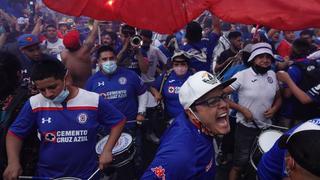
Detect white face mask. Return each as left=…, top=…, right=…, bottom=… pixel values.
left=52, top=85, right=69, bottom=104
left=173, top=66, right=188, bottom=76
left=188, top=108, right=201, bottom=122
left=101, top=60, right=117, bottom=74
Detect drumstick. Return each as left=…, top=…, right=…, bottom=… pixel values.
left=259, top=121, right=289, bottom=130
left=19, top=176, right=53, bottom=179
left=88, top=168, right=100, bottom=180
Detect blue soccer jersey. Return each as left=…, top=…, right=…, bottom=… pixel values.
left=85, top=67, right=147, bottom=127
left=141, top=113, right=215, bottom=180
left=180, top=36, right=217, bottom=72
left=307, top=83, right=320, bottom=105
left=152, top=71, right=192, bottom=119
left=257, top=125, right=300, bottom=180
left=9, top=89, right=125, bottom=179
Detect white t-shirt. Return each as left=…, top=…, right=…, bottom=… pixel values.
left=230, top=67, right=279, bottom=128
left=141, top=45, right=168, bottom=83
left=41, top=38, right=65, bottom=56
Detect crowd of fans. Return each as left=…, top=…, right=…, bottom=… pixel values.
left=1, top=1, right=320, bottom=180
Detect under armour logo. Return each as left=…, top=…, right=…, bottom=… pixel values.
left=314, top=84, right=320, bottom=91
left=42, top=117, right=52, bottom=124
left=98, top=81, right=105, bottom=87
left=21, top=69, right=28, bottom=74
left=23, top=77, right=31, bottom=83
left=251, top=79, right=257, bottom=83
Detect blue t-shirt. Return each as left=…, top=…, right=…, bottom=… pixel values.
left=280, top=59, right=313, bottom=119
left=141, top=113, right=215, bottom=180
left=257, top=125, right=300, bottom=180
left=307, top=83, right=320, bottom=105
left=206, top=32, right=220, bottom=54
left=117, top=48, right=148, bottom=76
left=85, top=67, right=147, bottom=127
left=9, top=89, right=125, bottom=179
left=152, top=71, right=192, bottom=119
left=158, top=44, right=173, bottom=60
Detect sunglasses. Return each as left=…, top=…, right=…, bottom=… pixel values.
left=193, top=94, right=229, bottom=107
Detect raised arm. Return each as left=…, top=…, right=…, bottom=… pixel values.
left=81, top=20, right=99, bottom=54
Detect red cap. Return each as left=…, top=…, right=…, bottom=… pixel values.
left=63, top=30, right=80, bottom=49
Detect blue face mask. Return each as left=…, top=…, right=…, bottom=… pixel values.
left=52, top=88, right=69, bottom=104
left=102, top=60, right=117, bottom=74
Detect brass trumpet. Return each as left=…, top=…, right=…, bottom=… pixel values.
left=130, top=35, right=143, bottom=47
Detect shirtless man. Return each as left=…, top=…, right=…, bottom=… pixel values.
left=61, top=20, right=99, bottom=87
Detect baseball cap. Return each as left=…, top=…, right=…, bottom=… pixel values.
left=248, top=42, right=273, bottom=62
left=63, top=30, right=80, bottom=50
left=17, top=34, right=40, bottom=49
left=179, top=71, right=236, bottom=109
left=278, top=119, right=320, bottom=177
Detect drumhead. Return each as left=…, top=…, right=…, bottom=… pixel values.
left=96, top=132, right=133, bottom=155
left=258, top=130, right=283, bottom=153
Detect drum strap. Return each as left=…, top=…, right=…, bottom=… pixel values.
left=159, top=69, right=172, bottom=95
left=157, top=69, right=172, bottom=109
left=252, top=120, right=261, bottom=131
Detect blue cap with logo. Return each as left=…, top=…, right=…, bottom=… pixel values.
left=17, top=34, right=40, bottom=49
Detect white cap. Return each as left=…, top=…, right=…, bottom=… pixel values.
left=171, top=50, right=189, bottom=62
left=248, top=42, right=274, bottom=62
left=179, top=71, right=236, bottom=109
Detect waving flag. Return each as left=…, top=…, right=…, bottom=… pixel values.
left=43, top=0, right=320, bottom=34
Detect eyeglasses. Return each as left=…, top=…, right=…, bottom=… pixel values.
left=193, top=94, right=229, bottom=107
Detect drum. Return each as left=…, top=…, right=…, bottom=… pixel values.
left=19, top=168, right=99, bottom=180
left=250, top=129, right=283, bottom=170
left=96, top=133, right=136, bottom=168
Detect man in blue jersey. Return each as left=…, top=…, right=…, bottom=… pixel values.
left=14, top=34, right=57, bottom=91
left=141, top=71, right=236, bottom=179
left=258, top=119, right=320, bottom=180
left=3, top=59, right=126, bottom=180
left=116, top=25, right=149, bottom=76
left=279, top=39, right=320, bottom=126
left=86, top=45, right=148, bottom=131
left=150, top=51, right=193, bottom=119
left=180, top=21, right=218, bottom=72
left=85, top=45, right=148, bottom=178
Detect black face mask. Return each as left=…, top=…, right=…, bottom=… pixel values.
left=252, top=65, right=271, bottom=74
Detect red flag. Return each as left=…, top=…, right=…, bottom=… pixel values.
left=209, top=0, right=320, bottom=31
left=43, top=0, right=320, bottom=34
left=43, top=0, right=207, bottom=34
